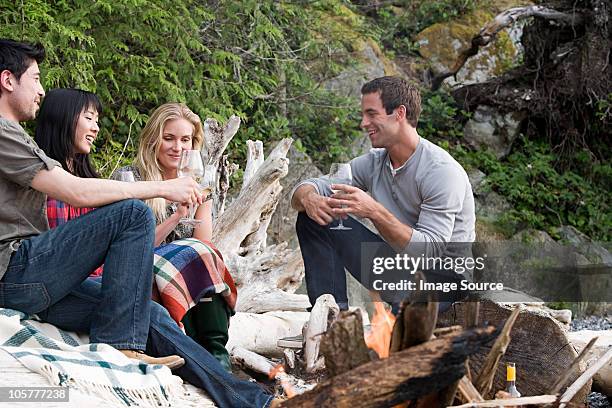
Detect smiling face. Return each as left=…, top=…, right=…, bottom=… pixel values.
left=73, top=106, right=99, bottom=154
left=3, top=61, right=45, bottom=122
left=360, top=91, right=401, bottom=149
left=157, top=118, right=195, bottom=177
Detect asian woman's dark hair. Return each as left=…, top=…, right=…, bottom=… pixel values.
left=34, top=88, right=102, bottom=178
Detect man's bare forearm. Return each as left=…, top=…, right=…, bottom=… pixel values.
left=291, top=184, right=317, bottom=211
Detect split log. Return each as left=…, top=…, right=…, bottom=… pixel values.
left=320, top=310, right=372, bottom=377
left=457, top=375, right=484, bottom=403
left=430, top=5, right=585, bottom=90
left=304, top=294, right=340, bottom=373
left=474, top=306, right=521, bottom=397
left=438, top=299, right=591, bottom=402
left=280, top=326, right=498, bottom=408
left=549, top=336, right=598, bottom=395
left=389, top=299, right=438, bottom=352
left=450, top=394, right=558, bottom=407
left=559, top=347, right=612, bottom=408
left=227, top=311, right=310, bottom=358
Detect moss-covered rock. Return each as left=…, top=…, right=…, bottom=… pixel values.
left=415, top=5, right=527, bottom=87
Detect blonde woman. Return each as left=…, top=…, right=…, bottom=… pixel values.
left=115, top=103, right=236, bottom=371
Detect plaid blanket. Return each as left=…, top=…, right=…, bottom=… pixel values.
left=46, top=198, right=238, bottom=325
left=153, top=238, right=237, bottom=325
left=0, top=308, right=183, bottom=407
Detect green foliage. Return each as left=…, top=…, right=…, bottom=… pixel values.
left=1, top=0, right=365, bottom=177
left=419, top=89, right=470, bottom=140
left=367, top=0, right=483, bottom=54
left=451, top=138, right=611, bottom=241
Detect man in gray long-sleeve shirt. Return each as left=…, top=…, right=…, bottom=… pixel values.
left=291, top=76, right=475, bottom=310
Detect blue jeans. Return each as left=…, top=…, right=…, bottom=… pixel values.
left=0, top=200, right=272, bottom=408
left=295, top=212, right=460, bottom=313
left=1, top=199, right=154, bottom=349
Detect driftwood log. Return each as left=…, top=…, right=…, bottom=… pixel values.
left=198, top=118, right=310, bottom=318
left=438, top=300, right=591, bottom=402
left=279, top=325, right=498, bottom=408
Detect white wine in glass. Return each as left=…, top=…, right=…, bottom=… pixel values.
left=177, top=149, right=204, bottom=225
left=199, top=164, right=216, bottom=201
left=329, top=163, right=352, bottom=231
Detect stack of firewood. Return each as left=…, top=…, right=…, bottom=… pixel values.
left=271, top=278, right=612, bottom=407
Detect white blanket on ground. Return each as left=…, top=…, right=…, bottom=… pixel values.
left=0, top=308, right=184, bottom=407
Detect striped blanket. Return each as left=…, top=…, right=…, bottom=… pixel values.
left=46, top=198, right=237, bottom=326
left=153, top=238, right=237, bottom=326
left=0, top=308, right=183, bottom=407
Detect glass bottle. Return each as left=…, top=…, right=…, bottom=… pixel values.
left=506, top=362, right=521, bottom=397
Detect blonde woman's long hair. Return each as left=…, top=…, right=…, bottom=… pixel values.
left=135, top=102, right=204, bottom=222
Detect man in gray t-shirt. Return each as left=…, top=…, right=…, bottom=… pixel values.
left=291, top=76, right=475, bottom=310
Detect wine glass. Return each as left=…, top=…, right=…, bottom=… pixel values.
left=116, top=170, right=136, bottom=183
left=177, top=149, right=204, bottom=225
left=329, top=163, right=352, bottom=231
left=200, top=164, right=217, bottom=201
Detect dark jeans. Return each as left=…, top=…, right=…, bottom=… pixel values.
left=296, top=212, right=462, bottom=312
left=0, top=200, right=272, bottom=408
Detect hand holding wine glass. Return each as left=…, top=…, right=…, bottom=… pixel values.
left=328, top=163, right=352, bottom=231
left=177, top=150, right=204, bottom=225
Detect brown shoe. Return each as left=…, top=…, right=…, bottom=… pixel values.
left=119, top=349, right=185, bottom=370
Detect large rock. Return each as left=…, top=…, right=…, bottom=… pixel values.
left=556, top=225, right=612, bottom=306
left=325, top=41, right=387, bottom=100
left=324, top=40, right=407, bottom=157
left=556, top=225, right=612, bottom=266
left=462, top=105, right=526, bottom=158
left=415, top=5, right=526, bottom=88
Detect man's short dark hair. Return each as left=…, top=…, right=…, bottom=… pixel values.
left=361, top=76, right=421, bottom=128
left=0, top=39, right=46, bottom=95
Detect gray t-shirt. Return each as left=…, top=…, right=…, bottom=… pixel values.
left=0, top=117, right=61, bottom=279
left=292, top=137, right=475, bottom=258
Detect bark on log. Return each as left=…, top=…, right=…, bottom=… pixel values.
left=320, top=310, right=372, bottom=377
left=390, top=300, right=438, bottom=352
left=280, top=326, right=498, bottom=408
left=438, top=300, right=590, bottom=402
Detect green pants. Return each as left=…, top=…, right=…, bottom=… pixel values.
left=181, top=294, right=232, bottom=371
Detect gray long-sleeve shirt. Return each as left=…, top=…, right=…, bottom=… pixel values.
left=292, top=137, right=475, bottom=259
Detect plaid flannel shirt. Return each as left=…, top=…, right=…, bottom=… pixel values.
left=46, top=198, right=104, bottom=276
